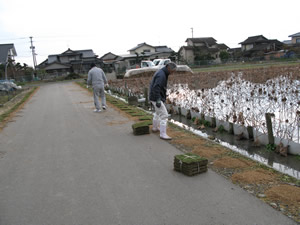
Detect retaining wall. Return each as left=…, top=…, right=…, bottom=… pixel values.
left=165, top=104, right=300, bottom=156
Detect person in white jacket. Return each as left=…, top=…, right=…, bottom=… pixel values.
left=87, top=63, right=108, bottom=112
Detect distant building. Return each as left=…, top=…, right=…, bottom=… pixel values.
left=284, top=32, right=300, bottom=45
left=37, top=48, right=99, bottom=75
left=239, top=35, right=283, bottom=57
left=178, top=37, right=229, bottom=64
left=99, top=52, right=123, bottom=76
left=103, top=43, right=174, bottom=71
left=127, top=42, right=174, bottom=61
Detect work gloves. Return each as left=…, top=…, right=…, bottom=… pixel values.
left=156, top=100, right=161, bottom=108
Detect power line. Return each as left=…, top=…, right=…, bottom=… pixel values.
left=0, top=37, right=28, bottom=41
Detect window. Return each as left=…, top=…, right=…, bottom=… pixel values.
left=164, top=59, right=171, bottom=65
left=296, top=38, right=300, bottom=43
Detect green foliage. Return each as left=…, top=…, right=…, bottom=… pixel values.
left=175, top=153, right=207, bottom=163
left=220, top=51, right=230, bottom=60
left=16, top=82, right=26, bottom=86
left=191, top=117, right=196, bottom=122
left=65, top=73, right=81, bottom=80
left=0, top=87, right=37, bottom=123
left=129, top=113, right=145, bottom=117
left=280, top=174, right=300, bottom=186
left=139, top=116, right=153, bottom=121
left=203, top=120, right=211, bottom=127
left=132, top=121, right=151, bottom=129
left=218, top=125, right=225, bottom=133
left=266, top=143, right=277, bottom=152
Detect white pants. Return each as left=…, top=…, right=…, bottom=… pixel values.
left=93, top=85, right=106, bottom=110
left=151, top=101, right=168, bottom=124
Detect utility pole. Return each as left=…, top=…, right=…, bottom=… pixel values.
left=29, top=36, right=37, bottom=69
left=5, top=62, right=8, bottom=80
left=191, top=27, right=194, bottom=38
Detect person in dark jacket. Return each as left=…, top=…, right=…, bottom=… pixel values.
left=149, top=62, right=177, bottom=140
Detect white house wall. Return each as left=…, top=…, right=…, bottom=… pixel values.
left=180, top=48, right=194, bottom=64
left=131, top=46, right=156, bottom=55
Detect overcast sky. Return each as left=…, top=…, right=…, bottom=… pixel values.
left=0, top=0, right=299, bottom=67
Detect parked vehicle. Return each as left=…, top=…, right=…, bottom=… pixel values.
left=153, top=59, right=171, bottom=67
left=141, top=61, right=155, bottom=68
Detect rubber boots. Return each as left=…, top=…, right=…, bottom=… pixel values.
left=160, top=121, right=172, bottom=140
left=152, top=119, right=160, bottom=132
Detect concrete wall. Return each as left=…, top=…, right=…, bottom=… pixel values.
left=105, top=71, right=116, bottom=80
left=242, top=44, right=254, bottom=51
left=187, top=40, right=205, bottom=47
left=165, top=104, right=300, bottom=155
left=291, top=37, right=300, bottom=44
left=180, top=48, right=194, bottom=64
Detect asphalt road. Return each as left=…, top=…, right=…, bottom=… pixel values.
left=0, top=82, right=297, bottom=225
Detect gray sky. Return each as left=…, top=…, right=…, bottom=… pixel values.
left=0, top=0, right=299, bottom=67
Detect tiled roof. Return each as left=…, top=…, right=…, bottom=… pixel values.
left=50, top=48, right=96, bottom=58
left=128, top=43, right=154, bottom=51
left=155, top=46, right=174, bottom=53
left=185, top=37, right=217, bottom=46
left=99, top=52, right=120, bottom=60
left=217, top=44, right=229, bottom=50
left=288, top=32, right=300, bottom=37
left=239, top=35, right=268, bottom=44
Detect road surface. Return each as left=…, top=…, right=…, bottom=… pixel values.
left=0, top=82, right=297, bottom=225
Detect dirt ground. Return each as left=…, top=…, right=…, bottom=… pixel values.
left=231, top=168, right=277, bottom=184
left=213, top=157, right=255, bottom=169
left=265, top=184, right=300, bottom=213
left=109, top=64, right=300, bottom=94
left=166, top=123, right=300, bottom=223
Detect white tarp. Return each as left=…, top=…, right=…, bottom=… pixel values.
left=0, top=81, right=22, bottom=91
left=124, top=65, right=193, bottom=78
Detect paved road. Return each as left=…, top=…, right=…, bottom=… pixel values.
left=0, top=82, right=297, bottom=225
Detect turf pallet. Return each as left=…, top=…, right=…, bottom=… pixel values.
left=132, top=121, right=150, bottom=135
left=130, top=113, right=146, bottom=117
left=139, top=116, right=153, bottom=121
left=174, top=153, right=208, bottom=176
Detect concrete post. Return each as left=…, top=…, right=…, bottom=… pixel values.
left=265, top=113, right=275, bottom=145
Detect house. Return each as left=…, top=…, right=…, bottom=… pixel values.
left=227, top=47, right=242, bottom=59
left=97, top=52, right=124, bottom=80
left=127, top=42, right=174, bottom=60
left=110, top=43, right=174, bottom=71
left=283, top=32, right=300, bottom=45
left=99, top=52, right=123, bottom=75
left=289, top=32, right=300, bottom=45
left=0, top=43, right=17, bottom=65
left=282, top=32, right=300, bottom=57
left=37, top=48, right=99, bottom=75
left=178, top=37, right=229, bottom=64
left=239, top=35, right=283, bottom=57
left=128, top=43, right=156, bottom=55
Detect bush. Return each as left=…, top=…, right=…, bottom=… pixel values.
left=65, top=73, right=81, bottom=80
left=218, top=125, right=225, bottom=133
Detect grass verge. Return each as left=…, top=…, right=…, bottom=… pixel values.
left=0, top=87, right=38, bottom=124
